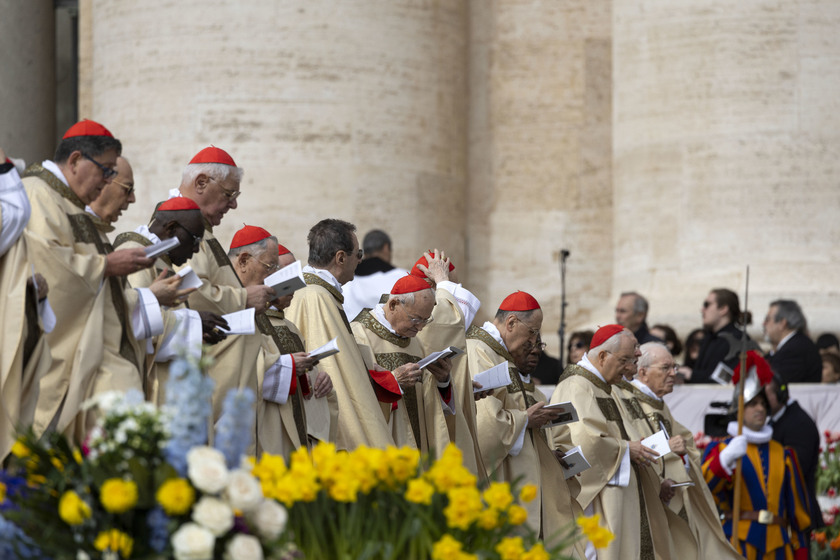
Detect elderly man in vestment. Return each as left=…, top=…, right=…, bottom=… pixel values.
left=265, top=244, right=338, bottom=451
left=634, top=342, right=742, bottom=559
left=550, top=325, right=659, bottom=560
left=351, top=275, right=455, bottom=455
left=285, top=218, right=396, bottom=450
left=22, top=120, right=164, bottom=442
left=701, top=353, right=811, bottom=559
left=86, top=155, right=135, bottom=237
left=114, top=197, right=228, bottom=404
left=411, top=251, right=488, bottom=480
left=467, top=291, right=582, bottom=550
left=0, top=148, right=52, bottom=459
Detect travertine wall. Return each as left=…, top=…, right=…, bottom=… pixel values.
left=613, top=0, right=840, bottom=341
left=80, top=0, right=468, bottom=275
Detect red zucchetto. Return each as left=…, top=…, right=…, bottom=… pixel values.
left=157, top=198, right=201, bottom=212
left=499, top=291, right=540, bottom=312
left=409, top=252, right=455, bottom=279
left=230, top=225, right=271, bottom=250
left=391, top=275, right=432, bottom=295
left=590, top=324, right=626, bottom=350
left=278, top=244, right=291, bottom=256
left=189, top=146, right=237, bottom=167
left=62, top=119, right=113, bottom=139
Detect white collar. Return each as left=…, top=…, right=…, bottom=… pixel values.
left=303, top=265, right=343, bottom=294
left=85, top=205, right=101, bottom=219
left=42, top=160, right=69, bottom=186
left=770, top=399, right=794, bottom=423
left=775, top=331, right=796, bottom=352
left=631, top=379, right=661, bottom=400
left=167, top=187, right=182, bottom=200
left=372, top=304, right=398, bottom=336
left=133, top=224, right=161, bottom=244
left=578, top=353, right=607, bottom=384
left=481, top=321, right=508, bottom=351
left=727, top=421, right=773, bottom=444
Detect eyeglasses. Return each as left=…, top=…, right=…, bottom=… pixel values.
left=177, top=224, right=202, bottom=249
left=571, top=341, right=587, bottom=349
left=399, top=303, right=433, bottom=326
left=82, top=153, right=118, bottom=180
left=111, top=178, right=135, bottom=196
left=535, top=342, right=547, bottom=351
left=208, top=176, right=241, bottom=201
left=516, top=318, right=540, bottom=340
left=253, top=256, right=281, bottom=274
left=605, top=351, right=635, bottom=366
left=702, top=300, right=715, bottom=309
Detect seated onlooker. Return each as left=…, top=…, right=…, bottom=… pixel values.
left=682, top=328, right=705, bottom=370
left=817, top=333, right=840, bottom=356
left=763, top=299, right=821, bottom=384
left=650, top=324, right=683, bottom=357
left=566, top=329, right=593, bottom=366
left=822, top=353, right=840, bottom=384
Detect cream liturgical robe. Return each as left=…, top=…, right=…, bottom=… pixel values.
left=468, top=325, right=582, bottom=554
left=22, top=165, right=149, bottom=443
left=415, top=284, right=486, bottom=480
left=551, top=364, right=647, bottom=560
left=630, top=381, right=742, bottom=560
left=351, top=308, right=453, bottom=457
left=285, top=271, right=394, bottom=450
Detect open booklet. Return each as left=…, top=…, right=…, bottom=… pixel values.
left=309, top=337, right=340, bottom=362
left=472, top=362, right=511, bottom=393
left=641, top=429, right=671, bottom=459
left=560, top=446, right=591, bottom=479
left=417, top=346, right=465, bottom=369
left=143, top=236, right=180, bottom=259
left=264, top=260, right=306, bottom=298
left=541, top=401, right=579, bottom=428
left=220, top=308, right=255, bottom=335
left=176, top=265, right=203, bottom=290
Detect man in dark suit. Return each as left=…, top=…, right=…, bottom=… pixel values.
left=763, top=299, right=821, bottom=383
left=765, top=373, right=823, bottom=536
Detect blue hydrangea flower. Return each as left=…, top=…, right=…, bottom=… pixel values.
left=163, top=356, right=215, bottom=475
left=214, top=388, right=256, bottom=469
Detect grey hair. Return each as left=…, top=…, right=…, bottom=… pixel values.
left=181, top=162, right=244, bottom=186
left=227, top=236, right=277, bottom=260
left=587, top=329, right=633, bottom=361
left=770, top=299, right=807, bottom=332
left=621, top=291, right=648, bottom=315
left=387, top=287, right=434, bottom=307
left=638, top=342, right=670, bottom=370
left=493, top=309, right=537, bottom=323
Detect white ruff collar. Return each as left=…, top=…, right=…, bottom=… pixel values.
left=727, top=421, right=773, bottom=444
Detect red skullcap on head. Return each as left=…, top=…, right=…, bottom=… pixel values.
left=409, top=253, right=455, bottom=279
left=157, top=198, right=201, bottom=212
left=277, top=244, right=291, bottom=256
left=230, top=225, right=271, bottom=250
left=499, top=291, right=540, bottom=312
left=189, top=146, right=237, bottom=167
left=62, top=119, right=113, bottom=139
left=590, top=324, right=626, bottom=350
left=391, top=275, right=431, bottom=295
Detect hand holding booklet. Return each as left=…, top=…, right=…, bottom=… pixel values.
left=143, top=236, right=180, bottom=259
left=219, top=308, right=256, bottom=335
left=560, top=446, right=591, bottom=479
left=541, top=401, right=579, bottom=428
left=264, top=260, right=306, bottom=298
left=641, top=430, right=671, bottom=459
left=472, top=362, right=511, bottom=393
left=309, top=338, right=340, bottom=362
left=417, top=346, right=465, bottom=369
left=176, top=266, right=203, bottom=290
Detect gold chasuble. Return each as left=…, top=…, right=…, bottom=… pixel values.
left=632, top=383, right=742, bottom=560
left=0, top=233, right=51, bottom=459
left=176, top=227, right=247, bottom=316
left=550, top=365, right=647, bottom=560
left=467, top=327, right=582, bottom=554
left=415, top=288, right=486, bottom=480
left=351, top=309, right=451, bottom=458
left=22, top=165, right=144, bottom=442
left=285, top=274, right=394, bottom=450
left=612, top=380, right=683, bottom=560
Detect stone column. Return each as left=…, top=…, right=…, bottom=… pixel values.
left=81, top=0, right=468, bottom=273
left=0, top=0, right=55, bottom=164
left=613, top=0, right=840, bottom=336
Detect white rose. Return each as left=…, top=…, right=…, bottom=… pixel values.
left=171, top=522, right=215, bottom=560
left=225, top=469, right=263, bottom=513
left=224, top=534, right=264, bottom=560
left=251, top=499, right=288, bottom=540
left=187, top=446, right=229, bottom=494
left=192, top=496, right=235, bottom=536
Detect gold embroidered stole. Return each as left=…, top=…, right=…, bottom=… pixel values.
left=304, top=272, right=352, bottom=333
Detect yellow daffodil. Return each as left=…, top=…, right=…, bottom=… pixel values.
left=58, top=490, right=91, bottom=525
left=477, top=507, right=500, bottom=530
left=482, top=482, right=514, bottom=510
left=405, top=478, right=435, bottom=505
left=522, top=542, right=549, bottom=560
left=495, top=536, right=525, bottom=560
left=444, top=486, right=483, bottom=530
left=100, top=478, right=138, bottom=514
left=589, top=526, right=615, bottom=549
left=507, top=504, right=528, bottom=526
left=432, top=534, right=465, bottom=560
left=94, top=528, right=134, bottom=558
left=519, top=483, right=537, bottom=503
left=576, top=513, right=601, bottom=535
left=10, top=439, right=29, bottom=459
left=156, top=478, right=196, bottom=516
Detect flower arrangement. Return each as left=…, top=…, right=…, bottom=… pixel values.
left=813, top=430, right=840, bottom=558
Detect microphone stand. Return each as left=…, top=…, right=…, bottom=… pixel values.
left=558, top=249, right=570, bottom=375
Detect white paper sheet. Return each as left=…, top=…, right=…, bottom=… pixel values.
left=542, top=401, right=580, bottom=428
left=641, top=429, right=671, bottom=459
left=219, top=308, right=255, bottom=335
left=176, top=266, right=203, bottom=290
left=472, top=362, right=511, bottom=393
left=264, top=260, right=306, bottom=297
left=309, top=337, right=340, bottom=362
left=417, top=346, right=465, bottom=369
left=143, top=236, right=180, bottom=259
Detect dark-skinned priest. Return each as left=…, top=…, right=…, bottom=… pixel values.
left=285, top=219, right=396, bottom=450
left=467, top=291, right=583, bottom=554
left=352, top=274, right=455, bottom=455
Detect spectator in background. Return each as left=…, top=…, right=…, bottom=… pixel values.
left=531, top=334, right=562, bottom=385
left=817, top=333, right=840, bottom=356
left=677, top=328, right=705, bottom=384
left=822, top=353, right=840, bottom=384
left=342, top=229, right=408, bottom=321
left=763, top=299, right=821, bottom=384
left=650, top=324, right=683, bottom=357
left=686, top=289, right=748, bottom=383
left=615, top=291, right=660, bottom=344
left=566, top=329, right=594, bottom=366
